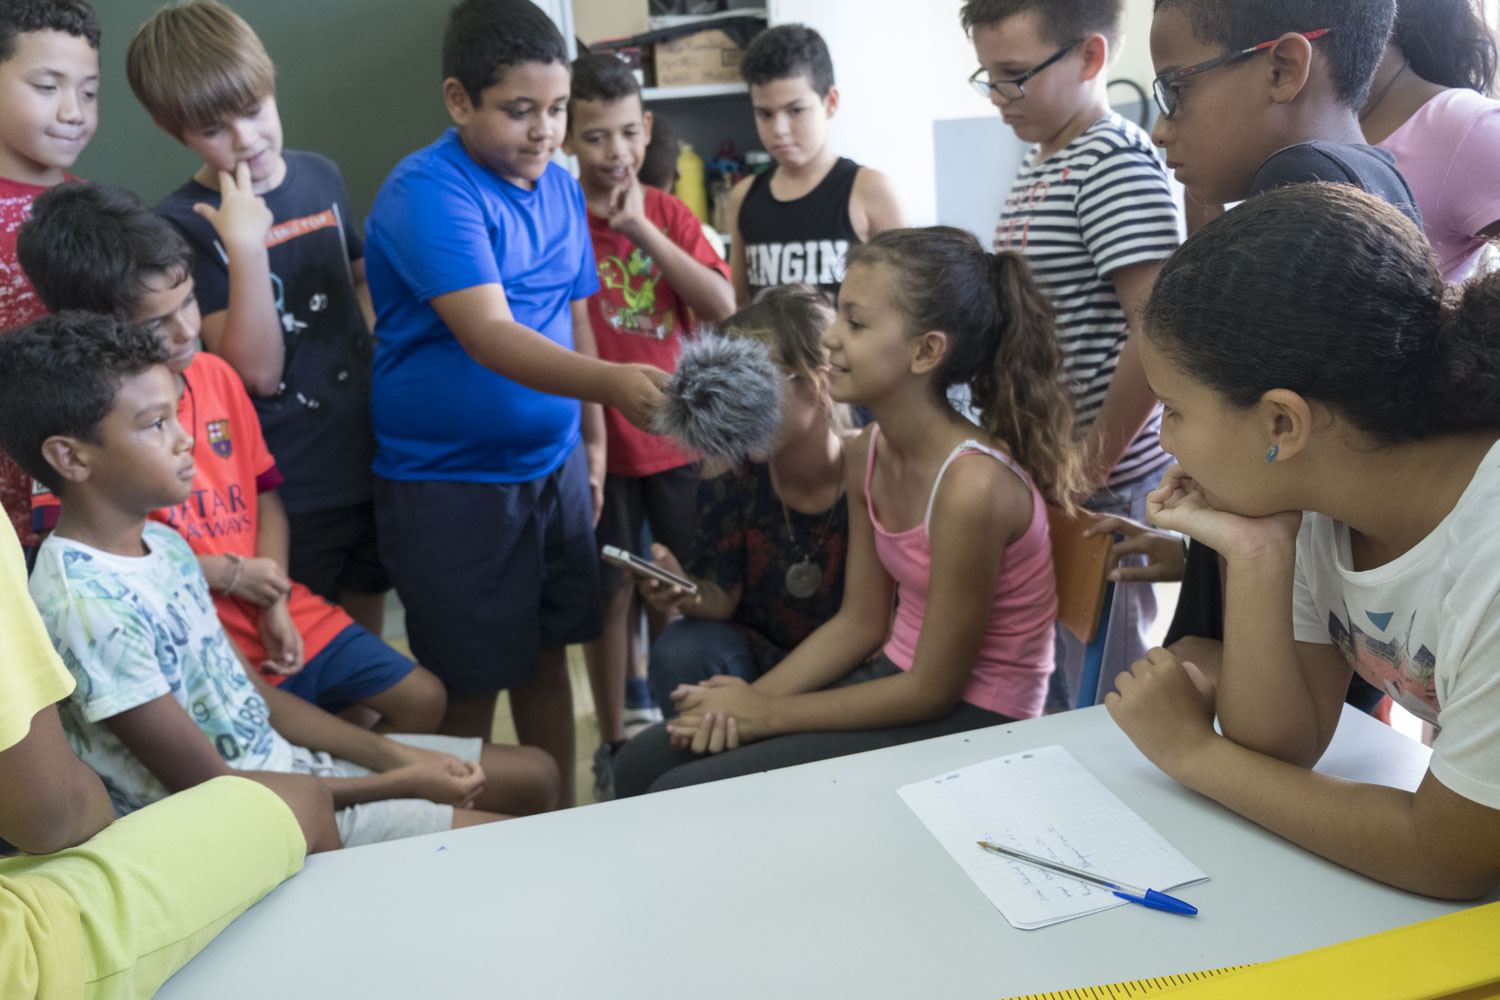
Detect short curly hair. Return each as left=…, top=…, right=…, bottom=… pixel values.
left=0, top=0, right=98, bottom=64
left=19, top=183, right=194, bottom=320
left=444, top=0, right=568, bottom=105
left=0, top=313, right=169, bottom=494
left=741, top=24, right=834, bottom=97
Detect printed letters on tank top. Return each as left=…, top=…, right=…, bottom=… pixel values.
left=745, top=238, right=850, bottom=288
left=739, top=156, right=862, bottom=300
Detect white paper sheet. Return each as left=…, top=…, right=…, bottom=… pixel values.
left=898, top=745, right=1208, bottom=929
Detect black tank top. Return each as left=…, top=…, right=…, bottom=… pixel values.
left=739, top=156, right=861, bottom=302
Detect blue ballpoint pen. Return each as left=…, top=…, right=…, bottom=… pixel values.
left=977, top=840, right=1198, bottom=916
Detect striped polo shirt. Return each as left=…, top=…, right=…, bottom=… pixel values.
left=995, top=113, right=1182, bottom=488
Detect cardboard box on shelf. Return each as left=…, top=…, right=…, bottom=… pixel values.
left=654, top=28, right=744, bottom=87
left=574, top=0, right=649, bottom=45
left=593, top=43, right=654, bottom=87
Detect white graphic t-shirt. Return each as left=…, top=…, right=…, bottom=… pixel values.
left=29, top=523, right=296, bottom=815
left=1292, top=438, right=1500, bottom=810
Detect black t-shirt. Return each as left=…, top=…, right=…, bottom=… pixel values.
left=1250, top=141, right=1423, bottom=227
left=158, top=150, right=375, bottom=514
left=1165, top=140, right=1416, bottom=713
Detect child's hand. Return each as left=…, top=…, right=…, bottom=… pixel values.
left=230, top=556, right=293, bottom=606
left=663, top=703, right=741, bottom=753
left=1146, top=464, right=1301, bottom=563
left=1104, top=646, right=1218, bottom=779
left=606, top=174, right=649, bottom=241
left=396, top=754, right=484, bottom=808
left=1083, top=514, right=1186, bottom=583
left=607, top=363, right=670, bottom=431
left=193, top=160, right=273, bottom=251
left=635, top=543, right=697, bottom=613
left=257, top=599, right=305, bottom=676
left=669, top=710, right=741, bottom=754
left=670, top=675, right=766, bottom=752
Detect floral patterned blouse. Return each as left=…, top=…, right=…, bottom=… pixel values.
left=687, top=461, right=849, bottom=673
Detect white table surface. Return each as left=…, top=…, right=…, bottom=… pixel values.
left=157, top=705, right=1495, bottom=999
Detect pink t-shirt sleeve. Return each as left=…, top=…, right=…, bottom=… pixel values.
left=1381, top=90, right=1500, bottom=281
left=1444, top=103, right=1500, bottom=241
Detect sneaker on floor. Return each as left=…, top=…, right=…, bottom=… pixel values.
left=592, top=742, right=619, bottom=802
left=622, top=705, right=663, bottom=740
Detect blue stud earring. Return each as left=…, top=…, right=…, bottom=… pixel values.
left=1265, top=445, right=1279, bottom=463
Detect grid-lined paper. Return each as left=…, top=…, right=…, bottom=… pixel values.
left=898, top=745, right=1208, bottom=929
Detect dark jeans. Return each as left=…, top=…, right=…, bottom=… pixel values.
left=647, top=619, right=785, bottom=717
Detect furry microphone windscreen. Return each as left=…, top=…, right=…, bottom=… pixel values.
left=652, top=332, right=783, bottom=462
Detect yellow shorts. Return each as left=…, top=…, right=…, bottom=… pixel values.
left=0, top=775, right=305, bottom=999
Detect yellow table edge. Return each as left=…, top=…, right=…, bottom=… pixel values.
left=1001, top=900, right=1500, bottom=1000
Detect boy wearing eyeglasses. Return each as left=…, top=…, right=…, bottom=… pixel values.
left=1145, top=0, right=1421, bottom=700
left=961, top=0, right=1182, bottom=707
left=1149, top=0, right=1416, bottom=218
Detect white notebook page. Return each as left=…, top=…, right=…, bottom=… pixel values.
left=898, top=745, right=1208, bottom=929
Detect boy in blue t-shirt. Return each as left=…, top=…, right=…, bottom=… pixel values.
left=363, top=0, right=668, bottom=805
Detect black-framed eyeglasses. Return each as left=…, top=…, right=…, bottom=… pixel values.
left=968, top=39, right=1083, bottom=101
left=1152, top=28, right=1330, bottom=119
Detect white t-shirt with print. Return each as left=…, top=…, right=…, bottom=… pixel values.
left=28, top=523, right=297, bottom=815
left=1292, top=439, right=1500, bottom=810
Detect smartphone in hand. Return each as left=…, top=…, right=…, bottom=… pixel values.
left=600, top=545, right=700, bottom=594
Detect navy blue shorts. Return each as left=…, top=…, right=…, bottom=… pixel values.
left=373, top=445, right=603, bottom=697
left=278, top=623, right=416, bottom=713
left=287, top=500, right=391, bottom=599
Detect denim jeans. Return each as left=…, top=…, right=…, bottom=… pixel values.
left=646, top=619, right=786, bottom=718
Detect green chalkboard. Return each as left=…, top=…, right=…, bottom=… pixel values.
left=73, top=1, right=453, bottom=220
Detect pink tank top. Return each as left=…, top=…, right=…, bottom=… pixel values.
left=865, top=428, right=1056, bottom=719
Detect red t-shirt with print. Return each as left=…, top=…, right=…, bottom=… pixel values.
left=34, top=352, right=351, bottom=679
left=586, top=186, right=730, bottom=476
left=1, top=174, right=76, bottom=547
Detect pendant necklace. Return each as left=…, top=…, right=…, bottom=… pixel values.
left=771, top=443, right=845, bottom=600
left=1360, top=58, right=1409, bottom=123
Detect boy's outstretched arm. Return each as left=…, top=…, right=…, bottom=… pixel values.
left=432, top=284, right=668, bottom=430
left=194, top=161, right=283, bottom=396
left=607, top=175, right=734, bottom=323
left=0, top=704, right=116, bottom=854
left=571, top=299, right=607, bottom=524
left=1083, top=261, right=1165, bottom=493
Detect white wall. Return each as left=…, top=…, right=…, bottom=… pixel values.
left=770, top=0, right=940, bottom=224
